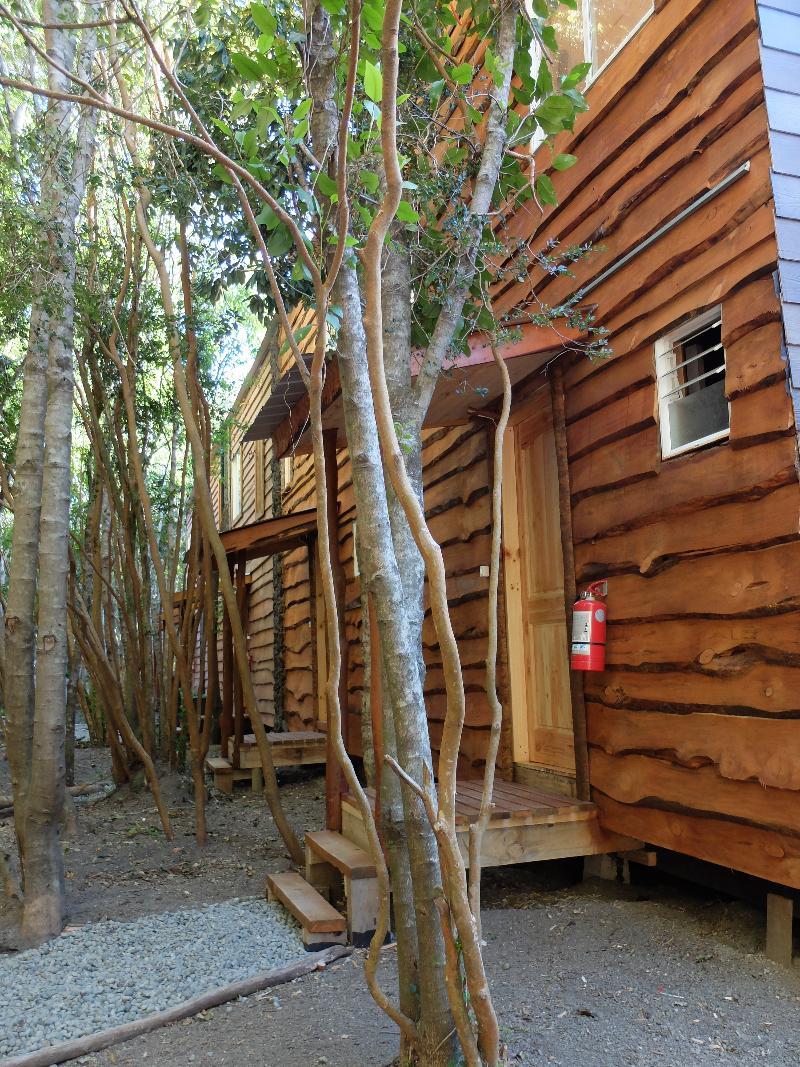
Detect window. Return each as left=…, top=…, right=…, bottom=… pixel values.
left=255, top=439, right=266, bottom=516
left=281, top=455, right=294, bottom=493
left=229, top=447, right=242, bottom=522
left=549, top=0, right=652, bottom=83
left=655, top=309, right=729, bottom=459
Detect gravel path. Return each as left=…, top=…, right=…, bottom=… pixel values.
left=0, top=898, right=305, bottom=1059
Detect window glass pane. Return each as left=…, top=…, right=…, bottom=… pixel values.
left=592, top=0, right=651, bottom=71
left=550, top=4, right=586, bottom=82
left=660, top=320, right=729, bottom=454
left=230, top=451, right=242, bottom=519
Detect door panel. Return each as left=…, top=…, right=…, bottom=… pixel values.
left=512, top=394, right=575, bottom=773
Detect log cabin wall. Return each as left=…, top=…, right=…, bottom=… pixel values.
left=279, top=423, right=514, bottom=780
left=492, top=0, right=800, bottom=887
left=215, top=336, right=280, bottom=727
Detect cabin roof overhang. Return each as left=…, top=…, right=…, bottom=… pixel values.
left=244, top=319, right=587, bottom=457
left=217, top=509, right=317, bottom=563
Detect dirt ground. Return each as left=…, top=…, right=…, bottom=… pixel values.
left=3, top=746, right=800, bottom=1066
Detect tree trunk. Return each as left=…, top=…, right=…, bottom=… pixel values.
left=303, top=7, right=451, bottom=1053
left=4, top=11, right=97, bottom=943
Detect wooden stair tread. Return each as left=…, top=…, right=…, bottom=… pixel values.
left=205, top=756, right=232, bottom=772
left=270, top=730, right=326, bottom=744
left=236, top=731, right=326, bottom=747
left=267, top=871, right=346, bottom=934
left=305, top=830, right=376, bottom=879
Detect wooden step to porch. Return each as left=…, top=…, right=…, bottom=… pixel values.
left=305, top=830, right=379, bottom=948
left=227, top=730, right=327, bottom=769
left=204, top=755, right=263, bottom=795
left=266, top=871, right=347, bottom=950
left=305, top=830, right=376, bottom=879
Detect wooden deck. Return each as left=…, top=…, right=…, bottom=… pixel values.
left=341, top=779, right=640, bottom=868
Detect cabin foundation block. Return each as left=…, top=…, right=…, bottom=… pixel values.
left=583, top=853, right=620, bottom=882
left=766, top=893, right=794, bottom=968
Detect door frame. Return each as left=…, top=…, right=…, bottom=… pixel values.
left=501, top=383, right=577, bottom=784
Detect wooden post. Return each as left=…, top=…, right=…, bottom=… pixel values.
left=233, top=550, right=247, bottom=770
left=206, top=568, right=220, bottom=737
left=368, top=592, right=383, bottom=832
left=550, top=363, right=591, bottom=801
left=220, top=559, right=234, bottom=764
left=308, top=537, right=320, bottom=726
left=323, top=429, right=347, bottom=831
left=766, top=893, right=794, bottom=967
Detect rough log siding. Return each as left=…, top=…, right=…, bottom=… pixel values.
left=278, top=423, right=513, bottom=779
left=216, top=341, right=279, bottom=726
left=497, top=0, right=800, bottom=886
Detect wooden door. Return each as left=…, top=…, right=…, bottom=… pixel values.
left=503, top=390, right=575, bottom=773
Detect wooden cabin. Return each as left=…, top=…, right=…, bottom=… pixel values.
left=212, top=0, right=800, bottom=906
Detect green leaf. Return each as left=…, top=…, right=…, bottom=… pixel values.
left=540, top=25, right=557, bottom=52
left=449, top=62, right=473, bottom=85
left=395, top=200, right=419, bottom=224
left=250, top=3, right=276, bottom=36
left=536, top=55, right=553, bottom=97
left=268, top=224, right=293, bottom=257
left=534, top=94, right=576, bottom=133
left=254, top=204, right=279, bottom=229
left=364, top=60, right=383, bottom=103
left=535, top=173, right=558, bottom=206
left=361, top=0, right=385, bottom=33
left=360, top=169, right=380, bottom=194
left=231, top=99, right=252, bottom=121
left=242, top=129, right=258, bottom=158
left=293, top=98, right=312, bottom=120
left=230, top=52, right=263, bottom=80
left=212, top=163, right=233, bottom=185
left=256, top=32, right=274, bottom=52
left=211, top=117, right=233, bottom=137
left=561, top=61, right=592, bottom=89
left=530, top=0, right=547, bottom=14
left=552, top=152, right=577, bottom=170
left=291, top=258, right=313, bottom=282
left=315, top=171, right=338, bottom=198
left=428, top=78, right=445, bottom=106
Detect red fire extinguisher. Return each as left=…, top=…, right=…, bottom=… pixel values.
left=571, top=580, right=608, bottom=672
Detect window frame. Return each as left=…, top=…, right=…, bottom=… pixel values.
left=584, top=1, right=653, bottom=87
left=229, top=445, right=242, bottom=524
left=281, top=454, right=294, bottom=495
left=527, top=1, right=653, bottom=152
left=654, top=306, right=730, bottom=461
left=254, top=439, right=266, bottom=516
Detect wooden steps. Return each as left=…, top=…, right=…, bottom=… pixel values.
left=204, top=755, right=262, bottom=794
left=305, top=830, right=376, bottom=879
left=266, top=871, right=347, bottom=950
left=305, top=829, right=379, bottom=948
left=208, top=729, right=326, bottom=793
left=227, top=730, right=326, bottom=769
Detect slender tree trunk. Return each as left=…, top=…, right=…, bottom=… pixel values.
left=5, top=13, right=97, bottom=943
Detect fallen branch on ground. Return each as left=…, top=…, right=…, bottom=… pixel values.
left=0, top=944, right=352, bottom=1067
